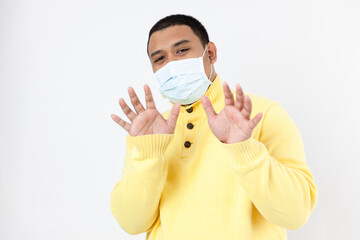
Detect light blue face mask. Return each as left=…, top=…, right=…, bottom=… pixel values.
left=154, top=46, right=213, bottom=105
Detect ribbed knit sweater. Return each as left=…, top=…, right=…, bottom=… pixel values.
left=110, top=74, right=318, bottom=240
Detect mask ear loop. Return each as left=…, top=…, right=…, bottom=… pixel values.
left=208, top=64, right=213, bottom=81
left=202, top=45, right=213, bottom=81
left=202, top=45, right=207, bottom=57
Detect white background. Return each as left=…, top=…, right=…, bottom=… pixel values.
left=1, top=0, right=359, bottom=239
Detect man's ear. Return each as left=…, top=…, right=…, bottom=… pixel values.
left=207, top=42, right=217, bottom=64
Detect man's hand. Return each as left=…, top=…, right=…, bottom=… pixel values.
left=111, top=84, right=180, bottom=136
left=201, top=82, right=263, bottom=144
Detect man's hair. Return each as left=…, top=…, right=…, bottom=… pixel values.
left=147, top=14, right=210, bottom=55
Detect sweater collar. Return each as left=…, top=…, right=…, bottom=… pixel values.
left=170, top=74, right=225, bottom=116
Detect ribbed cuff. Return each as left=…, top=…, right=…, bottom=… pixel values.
left=127, top=134, right=174, bottom=159
left=226, top=137, right=264, bottom=168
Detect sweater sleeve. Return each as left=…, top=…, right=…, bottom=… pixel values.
left=226, top=102, right=318, bottom=230
left=110, top=133, right=173, bottom=235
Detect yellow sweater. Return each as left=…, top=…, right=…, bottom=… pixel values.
left=110, top=74, right=318, bottom=240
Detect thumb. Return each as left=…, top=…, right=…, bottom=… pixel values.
left=167, top=103, right=181, bottom=132
left=248, top=112, right=263, bottom=130
left=201, top=95, right=216, bottom=121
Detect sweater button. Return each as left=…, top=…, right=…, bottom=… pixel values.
left=184, top=141, right=191, bottom=148
left=187, top=123, right=194, bottom=129
left=186, top=107, right=193, bottom=113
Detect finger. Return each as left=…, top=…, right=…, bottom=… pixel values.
left=144, top=84, right=156, bottom=109
left=119, top=98, right=136, bottom=122
left=201, top=95, right=216, bottom=121
left=223, top=82, right=235, bottom=106
left=242, top=95, right=252, bottom=120
left=110, top=114, right=131, bottom=132
left=234, top=84, right=244, bottom=111
left=128, top=87, right=145, bottom=114
left=167, top=103, right=180, bottom=131
left=248, top=112, right=263, bottom=130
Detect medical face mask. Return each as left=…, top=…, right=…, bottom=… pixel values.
left=154, top=46, right=213, bottom=105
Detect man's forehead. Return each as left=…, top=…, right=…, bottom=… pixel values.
left=148, top=25, right=198, bottom=53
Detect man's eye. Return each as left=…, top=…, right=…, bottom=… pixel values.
left=154, top=56, right=165, bottom=63
left=177, top=48, right=189, bottom=54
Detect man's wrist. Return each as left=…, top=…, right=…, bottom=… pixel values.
left=127, top=134, right=174, bottom=159
left=224, top=137, right=264, bottom=168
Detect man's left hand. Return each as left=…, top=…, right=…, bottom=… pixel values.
left=201, top=82, right=263, bottom=144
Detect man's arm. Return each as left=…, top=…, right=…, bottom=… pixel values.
left=110, top=134, right=173, bottom=235
left=110, top=84, right=180, bottom=234
left=226, top=102, right=318, bottom=230
left=201, top=82, right=318, bottom=229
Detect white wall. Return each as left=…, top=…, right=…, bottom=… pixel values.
left=1, top=0, right=359, bottom=239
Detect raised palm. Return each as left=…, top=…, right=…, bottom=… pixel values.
left=111, top=85, right=180, bottom=136
left=201, top=82, right=263, bottom=144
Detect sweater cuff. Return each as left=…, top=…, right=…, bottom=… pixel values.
left=127, top=134, right=174, bottom=159
left=226, top=137, right=265, bottom=168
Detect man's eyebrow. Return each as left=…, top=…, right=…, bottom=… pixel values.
left=150, top=39, right=191, bottom=58
left=150, top=49, right=162, bottom=58
left=173, top=39, right=190, bottom=47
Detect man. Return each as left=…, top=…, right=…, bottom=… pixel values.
left=110, top=14, right=318, bottom=240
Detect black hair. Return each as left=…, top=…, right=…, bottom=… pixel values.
left=147, top=14, right=210, bottom=55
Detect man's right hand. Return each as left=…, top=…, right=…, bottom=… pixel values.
left=111, top=84, right=181, bottom=136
